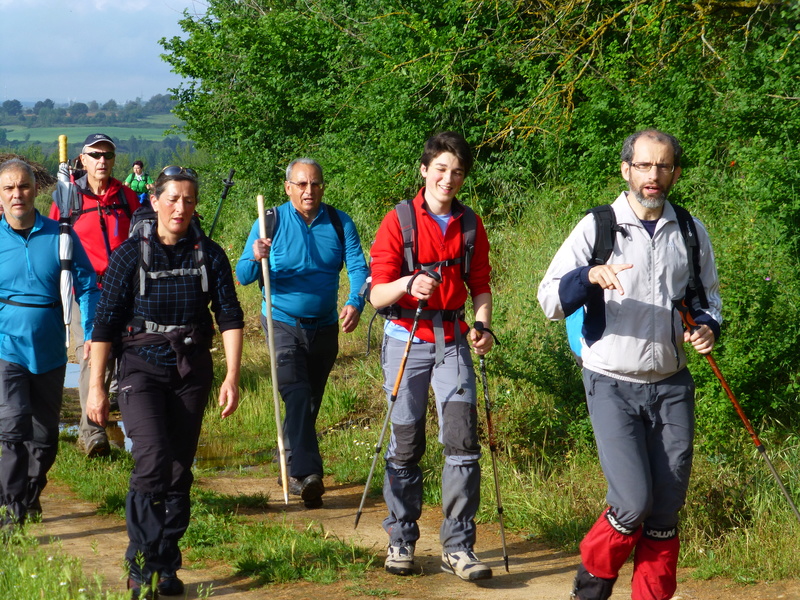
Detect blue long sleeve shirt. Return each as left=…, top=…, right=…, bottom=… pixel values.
left=0, top=211, right=98, bottom=373
left=236, top=202, right=368, bottom=327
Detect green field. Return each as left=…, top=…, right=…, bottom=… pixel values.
left=3, top=115, right=185, bottom=144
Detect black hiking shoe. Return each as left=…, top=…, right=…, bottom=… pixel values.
left=157, top=575, right=185, bottom=596
left=276, top=476, right=303, bottom=496
left=300, top=474, right=324, bottom=509
left=127, top=578, right=158, bottom=600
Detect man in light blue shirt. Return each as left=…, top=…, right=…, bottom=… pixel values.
left=0, top=159, right=98, bottom=528
left=237, top=158, right=367, bottom=508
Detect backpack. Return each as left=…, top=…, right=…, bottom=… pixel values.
left=71, top=187, right=133, bottom=223
left=262, top=202, right=346, bottom=270
left=364, top=199, right=479, bottom=355
left=128, top=205, right=208, bottom=296
left=367, top=199, right=477, bottom=319
left=395, top=198, right=476, bottom=280
left=565, top=203, right=708, bottom=358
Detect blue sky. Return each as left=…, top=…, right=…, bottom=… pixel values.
left=0, top=0, right=206, bottom=105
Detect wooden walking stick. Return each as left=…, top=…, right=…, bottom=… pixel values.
left=257, top=195, right=289, bottom=504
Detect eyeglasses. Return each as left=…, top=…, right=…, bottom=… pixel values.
left=160, top=166, right=198, bottom=178
left=287, top=180, right=324, bottom=191
left=85, top=151, right=116, bottom=160
left=628, top=162, right=675, bottom=173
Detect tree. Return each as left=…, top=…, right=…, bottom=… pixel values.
left=161, top=0, right=800, bottom=445
left=102, top=99, right=118, bottom=112
left=145, top=93, right=177, bottom=114
left=88, top=100, right=99, bottom=112
left=69, top=102, right=89, bottom=117
left=33, top=99, right=54, bottom=114
left=2, top=99, right=22, bottom=116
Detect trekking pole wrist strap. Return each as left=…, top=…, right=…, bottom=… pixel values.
left=473, top=321, right=500, bottom=344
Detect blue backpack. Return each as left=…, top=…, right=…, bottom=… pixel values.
left=566, top=204, right=708, bottom=359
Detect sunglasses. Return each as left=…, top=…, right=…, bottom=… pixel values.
left=85, top=151, right=116, bottom=160
left=160, top=166, right=198, bottom=178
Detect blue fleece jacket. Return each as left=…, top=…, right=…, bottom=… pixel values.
left=0, top=211, right=98, bottom=373
left=236, top=202, right=367, bottom=327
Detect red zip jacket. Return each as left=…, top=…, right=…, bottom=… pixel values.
left=370, top=188, right=491, bottom=343
left=49, top=175, right=141, bottom=277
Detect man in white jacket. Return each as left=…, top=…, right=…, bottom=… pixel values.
left=538, top=129, right=721, bottom=600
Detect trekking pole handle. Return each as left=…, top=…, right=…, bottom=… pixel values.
left=221, top=169, right=235, bottom=199
left=406, top=269, right=442, bottom=296
left=59, top=135, right=68, bottom=164
left=473, top=321, right=500, bottom=345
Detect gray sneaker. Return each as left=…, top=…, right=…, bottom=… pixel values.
left=385, top=542, right=415, bottom=576
left=441, top=549, right=492, bottom=581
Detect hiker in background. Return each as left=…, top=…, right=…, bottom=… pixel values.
left=0, top=159, right=98, bottom=528
left=236, top=158, right=368, bottom=509
left=368, top=131, right=494, bottom=582
left=49, top=133, right=141, bottom=459
left=86, top=166, right=243, bottom=598
left=538, top=129, right=721, bottom=600
left=124, top=160, right=154, bottom=206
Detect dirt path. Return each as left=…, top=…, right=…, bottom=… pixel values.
left=32, top=475, right=800, bottom=600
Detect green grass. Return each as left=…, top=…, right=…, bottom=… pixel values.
left=3, top=123, right=184, bottom=144
left=35, top=186, right=800, bottom=590
left=0, top=530, right=128, bottom=600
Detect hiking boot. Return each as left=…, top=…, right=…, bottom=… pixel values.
left=156, top=575, right=184, bottom=596
left=441, top=549, right=492, bottom=581
left=300, top=474, right=324, bottom=509
left=384, top=542, right=415, bottom=576
left=26, top=497, right=42, bottom=523
left=127, top=578, right=158, bottom=600
left=276, top=476, right=303, bottom=496
left=85, top=436, right=111, bottom=458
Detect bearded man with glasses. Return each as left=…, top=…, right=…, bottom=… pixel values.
left=538, top=129, right=722, bottom=600
left=236, top=158, right=368, bottom=509
left=49, top=133, right=141, bottom=459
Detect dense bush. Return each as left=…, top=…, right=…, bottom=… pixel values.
left=161, top=0, right=800, bottom=457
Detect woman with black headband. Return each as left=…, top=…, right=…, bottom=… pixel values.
left=86, top=166, right=244, bottom=599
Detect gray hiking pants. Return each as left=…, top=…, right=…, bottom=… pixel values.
left=583, top=368, right=695, bottom=531
left=380, top=335, right=482, bottom=551
left=71, top=298, right=111, bottom=446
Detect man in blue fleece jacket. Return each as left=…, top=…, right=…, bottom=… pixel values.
left=237, top=158, right=367, bottom=508
left=0, top=158, right=98, bottom=528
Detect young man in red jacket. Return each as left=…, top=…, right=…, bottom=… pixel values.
left=49, top=133, right=140, bottom=458
left=369, top=131, right=494, bottom=582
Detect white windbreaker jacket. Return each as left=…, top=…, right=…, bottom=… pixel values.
left=538, top=192, right=722, bottom=384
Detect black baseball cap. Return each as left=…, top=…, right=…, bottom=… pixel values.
left=82, top=133, right=116, bottom=151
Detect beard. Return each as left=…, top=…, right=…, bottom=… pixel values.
left=631, top=187, right=668, bottom=210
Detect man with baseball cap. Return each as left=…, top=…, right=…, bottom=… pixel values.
left=49, top=133, right=141, bottom=457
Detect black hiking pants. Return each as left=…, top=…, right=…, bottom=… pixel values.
left=116, top=349, right=213, bottom=583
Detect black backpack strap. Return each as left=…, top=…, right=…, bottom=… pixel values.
left=322, top=202, right=346, bottom=271
left=587, top=204, right=622, bottom=265
left=257, top=206, right=279, bottom=289
left=190, top=220, right=209, bottom=293
left=459, top=205, right=477, bottom=279
left=118, top=187, right=132, bottom=218
left=672, top=204, right=708, bottom=309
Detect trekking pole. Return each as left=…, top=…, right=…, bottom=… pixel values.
left=354, top=270, right=442, bottom=528
left=258, top=194, right=289, bottom=505
left=208, top=169, right=235, bottom=240
left=55, top=134, right=79, bottom=348
left=473, top=321, right=509, bottom=572
left=674, top=300, right=800, bottom=526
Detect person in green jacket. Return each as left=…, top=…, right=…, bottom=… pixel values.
left=124, top=160, right=154, bottom=203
